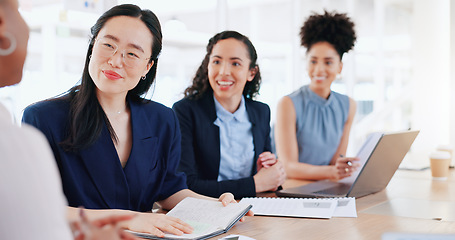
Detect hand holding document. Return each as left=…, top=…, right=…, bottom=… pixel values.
left=128, top=197, right=252, bottom=240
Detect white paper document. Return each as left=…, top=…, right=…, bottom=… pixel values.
left=239, top=197, right=356, bottom=218
left=218, top=235, right=256, bottom=240
left=332, top=197, right=357, bottom=217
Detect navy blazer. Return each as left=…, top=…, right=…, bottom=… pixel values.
left=172, top=91, right=272, bottom=198
left=22, top=97, right=187, bottom=212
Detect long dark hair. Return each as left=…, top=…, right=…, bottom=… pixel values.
left=60, top=4, right=162, bottom=152
left=183, top=30, right=261, bottom=100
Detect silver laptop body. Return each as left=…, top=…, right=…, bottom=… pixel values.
left=276, top=130, right=419, bottom=198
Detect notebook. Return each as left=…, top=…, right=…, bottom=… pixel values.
left=276, top=130, right=419, bottom=198
left=127, top=197, right=252, bottom=240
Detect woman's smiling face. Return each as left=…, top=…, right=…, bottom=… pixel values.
left=88, top=15, right=154, bottom=97
left=307, top=41, right=343, bottom=92
left=208, top=38, right=255, bottom=104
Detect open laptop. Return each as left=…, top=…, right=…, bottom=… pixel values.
left=276, top=130, right=420, bottom=198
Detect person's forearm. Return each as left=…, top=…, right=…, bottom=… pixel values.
left=67, top=206, right=135, bottom=222
left=285, top=161, right=334, bottom=180
left=157, top=189, right=216, bottom=210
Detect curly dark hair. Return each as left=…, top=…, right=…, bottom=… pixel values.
left=300, top=10, right=356, bottom=59
left=183, top=30, right=261, bottom=100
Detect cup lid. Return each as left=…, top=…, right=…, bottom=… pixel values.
left=437, top=144, right=453, bottom=151
left=429, top=151, right=451, bottom=159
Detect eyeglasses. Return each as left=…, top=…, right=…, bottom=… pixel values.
left=93, top=38, right=151, bottom=68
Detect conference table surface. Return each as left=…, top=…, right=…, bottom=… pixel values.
left=215, top=168, right=455, bottom=240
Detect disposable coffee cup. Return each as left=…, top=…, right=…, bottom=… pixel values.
left=429, top=151, right=451, bottom=180
left=437, top=144, right=454, bottom=168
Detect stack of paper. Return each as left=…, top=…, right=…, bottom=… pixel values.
left=239, top=197, right=356, bottom=218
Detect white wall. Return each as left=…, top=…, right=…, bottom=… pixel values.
left=2, top=0, right=455, bottom=164
left=410, top=0, right=450, bottom=158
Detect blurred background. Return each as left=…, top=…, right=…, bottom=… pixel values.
left=1, top=0, right=454, bottom=167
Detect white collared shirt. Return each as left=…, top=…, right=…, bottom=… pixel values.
left=213, top=96, right=255, bottom=181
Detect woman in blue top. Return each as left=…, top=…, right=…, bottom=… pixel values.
left=22, top=4, right=246, bottom=238
left=274, top=11, right=359, bottom=181
left=173, top=31, right=286, bottom=199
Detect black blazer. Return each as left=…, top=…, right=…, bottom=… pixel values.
left=172, top=91, right=272, bottom=198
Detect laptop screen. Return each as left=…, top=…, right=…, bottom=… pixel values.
left=346, top=130, right=419, bottom=197
left=339, top=132, right=383, bottom=184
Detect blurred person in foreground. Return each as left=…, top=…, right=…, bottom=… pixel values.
left=0, top=0, right=138, bottom=239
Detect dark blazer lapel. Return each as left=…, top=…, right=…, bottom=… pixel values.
left=199, top=92, right=222, bottom=178
left=126, top=100, right=159, bottom=189
left=245, top=100, right=259, bottom=174
left=79, top=124, right=125, bottom=209
left=201, top=91, right=218, bottom=123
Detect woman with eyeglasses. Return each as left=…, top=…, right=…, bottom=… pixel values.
left=22, top=4, right=248, bottom=237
